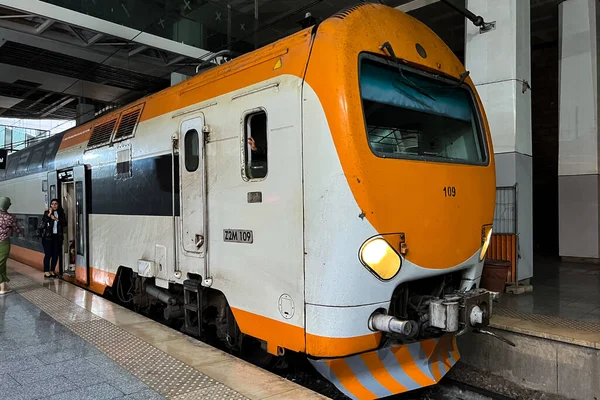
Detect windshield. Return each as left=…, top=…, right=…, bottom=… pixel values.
left=359, top=57, right=487, bottom=165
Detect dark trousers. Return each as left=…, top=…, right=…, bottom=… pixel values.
left=42, top=235, right=62, bottom=274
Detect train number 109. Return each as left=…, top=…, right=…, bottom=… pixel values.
left=443, top=186, right=456, bottom=197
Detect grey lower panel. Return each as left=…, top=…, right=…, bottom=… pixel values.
left=558, top=174, right=600, bottom=259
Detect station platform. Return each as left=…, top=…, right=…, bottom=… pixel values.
left=456, top=256, right=600, bottom=400
left=1, top=260, right=325, bottom=400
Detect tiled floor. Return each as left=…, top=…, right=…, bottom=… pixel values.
left=2, top=260, right=325, bottom=400
left=497, top=255, right=600, bottom=323
left=0, top=292, right=164, bottom=400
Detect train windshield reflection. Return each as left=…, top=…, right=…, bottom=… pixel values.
left=359, top=57, right=487, bottom=165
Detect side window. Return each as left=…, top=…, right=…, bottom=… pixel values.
left=28, top=217, right=38, bottom=239
left=28, top=147, right=45, bottom=171
left=16, top=151, right=30, bottom=174
left=244, top=110, right=267, bottom=180
left=184, top=129, right=199, bottom=172
left=49, top=184, right=56, bottom=202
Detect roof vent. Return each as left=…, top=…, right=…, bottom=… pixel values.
left=87, top=119, right=117, bottom=150
left=113, top=105, right=143, bottom=142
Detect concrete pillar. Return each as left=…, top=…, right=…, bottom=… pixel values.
left=558, top=0, right=600, bottom=262
left=76, top=102, right=95, bottom=126
left=466, top=0, right=533, bottom=280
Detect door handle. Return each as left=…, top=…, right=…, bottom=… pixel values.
left=195, top=234, right=204, bottom=248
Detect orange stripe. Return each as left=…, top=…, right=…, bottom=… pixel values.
left=10, top=245, right=44, bottom=271
left=391, top=346, right=435, bottom=387
left=306, top=331, right=381, bottom=358
left=58, top=29, right=313, bottom=150
left=326, top=359, right=377, bottom=400
left=12, top=247, right=380, bottom=360
left=430, top=355, right=442, bottom=381
left=230, top=307, right=305, bottom=354
left=359, top=351, right=407, bottom=394
left=420, top=338, right=437, bottom=358
left=11, top=245, right=115, bottom=295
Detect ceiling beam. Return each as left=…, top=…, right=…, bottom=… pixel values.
left=87, top=32, right=104, bottom=45
left=0, top=14, right=36, bottom=19
left=40, top=96, right=75, bottom=117
left=64, top=24, right=88, bottom=45
left=396, top=0, right=440, bottom=13
left=166, top=55, right=185, bottom=66
left=0, top=0, right=211, bottom=59
left=35, top=18, right=54, bottom=35
left=128, top=45, right=148, bottom=57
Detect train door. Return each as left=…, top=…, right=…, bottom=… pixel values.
left=73, top=165, right=91, bottom=286
left=61, top=180, right=76, bottom=276
left=179, top=116, right=207, bottom=276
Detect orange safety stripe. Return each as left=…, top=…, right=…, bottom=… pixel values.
left=420, top=338, right=437, bottom=358
left=359, top=351, right=408, bottom=394
left=306, top=331, right=382, bottom=358
left=10, top=245, right=44, bottom=271
left=230, top=307, right=305, bottom=354
left=391, top=346, right=435, bottom=387
left=326, top=359, right=377, bottom=400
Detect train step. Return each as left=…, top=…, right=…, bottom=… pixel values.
left=183, top=279, right=203, bottom=338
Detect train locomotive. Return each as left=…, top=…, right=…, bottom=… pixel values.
left=0, top=4, right=499, bottom=399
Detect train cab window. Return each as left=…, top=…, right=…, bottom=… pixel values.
left=244, top=110, right=267, bottom=180
left=359, top=57, right=486, bottom=165
left=184, top=129, right=199, bottom=172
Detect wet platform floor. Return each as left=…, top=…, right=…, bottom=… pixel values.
left=1, top=260, right=325, bottom=400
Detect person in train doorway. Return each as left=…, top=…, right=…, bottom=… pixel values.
left=248, top=136, right=266, bottom=158
left=41, top=199, right=66, bottom=279
left=0, top=197, right=24, bottom=295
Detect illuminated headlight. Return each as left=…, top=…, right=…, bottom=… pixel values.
left=479, top=225, right=493, bottom=262
left=359, top=237, right=401, bottom=280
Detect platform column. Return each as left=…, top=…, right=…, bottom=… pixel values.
left=465, top=0, right=533, bottom=281
left=558, top=0, right=600, bottom=262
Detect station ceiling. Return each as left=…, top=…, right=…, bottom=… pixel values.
left=0, top=0, right=561, bottom=122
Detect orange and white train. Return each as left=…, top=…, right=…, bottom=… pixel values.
left=0, top=4, right=498, bottom=399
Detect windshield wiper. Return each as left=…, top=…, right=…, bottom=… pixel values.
left=380, top=41, right=436, bottom=101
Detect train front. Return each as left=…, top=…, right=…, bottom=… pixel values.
left=301, top=4, right=497, bottom=399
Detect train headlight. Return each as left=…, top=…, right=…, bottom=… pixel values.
left=479, top=225, right=493, bottom=262
left=359, top=237, right=401, bottom=280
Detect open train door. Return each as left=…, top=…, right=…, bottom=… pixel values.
left=73, top=164, right=91, bottom=286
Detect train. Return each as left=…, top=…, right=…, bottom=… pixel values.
left=0, top=3, right=498, bottom=399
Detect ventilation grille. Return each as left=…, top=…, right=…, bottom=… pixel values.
left=87, top=120, right=117, bottom=149
left=113, top=108, right=142, bottom=142
left=332, top=3, right=367, bottom=20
